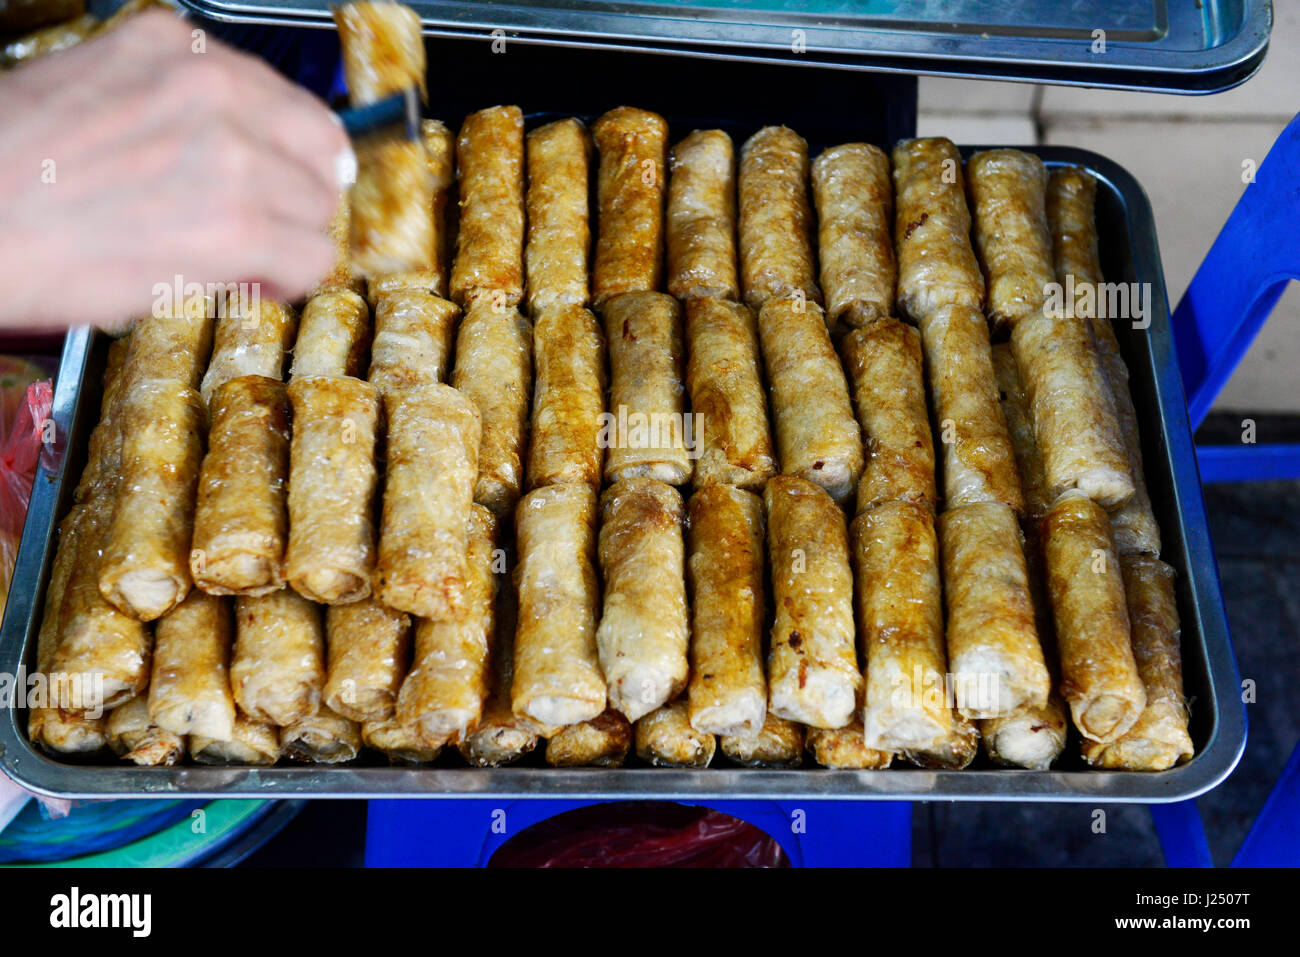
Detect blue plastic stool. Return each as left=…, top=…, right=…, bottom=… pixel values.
left=1232, top=739, right=1300, bottom=866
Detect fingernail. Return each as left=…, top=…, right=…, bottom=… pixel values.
left=335, top=143, right=357, bottom=188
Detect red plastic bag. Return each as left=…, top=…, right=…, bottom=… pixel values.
left=0, top=369, right=55, bottom=619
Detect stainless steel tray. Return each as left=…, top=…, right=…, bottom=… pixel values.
left=0, top=145, right=1246, bottom=802
left=177, top=0, right=1272, bottom=94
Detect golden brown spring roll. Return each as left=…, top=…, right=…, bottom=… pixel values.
left=903, top=711, right=979, bottom=770
left=322, top=598, right=412, bottom=722
left=738, top=125, right=820, bottom=310
left=591, top=106, right=668, bottom=307
left=395, top=505, right=497, bottom=745
left=362, top=717, right=442, bottom=764
left=106, top=697, right=184, bottom=767
left=596, top=478, right=689, bottom=722
left=98, top=379, right=204, bottom=621
left=991, top=342, right=1052, bottom=521
left=284, top=375, right=380, bottom=605
left=666, top=129, right=739, bottom=301
left=686, top=485, right=767, bottom=738
left=892, top=137, right=984, bottom=322
left=545, top=709, right=632, bottom=767
left=121, top=299, right=215, bottom=392
left=29, top=710, right=106, bottom=755
left=757, top=298, right=863, bottom=504
left=367, top=289, right=460, bottom=394
left=511, top=483, right=606, bottom=727
left=853, top=502, right=951, bottom=752
left=1082, top=556, right=1193, bottom=770
left=1044, top=490, right=1146, bottom=743
left=601, top=291, right=693, bottom=486
left=920, top=304, right=1024, bottom=512
left=230, top=589, right=326, bottom=727
left=147, top=589, right=236, bottom=740
left=1103, top=365, right=1162, bottom=555
left=312, top=197, right=363, bottom=298
left=966, top=149, right=1055, bottom=334
left=334, top=1, right=427, bottom=105
left=635, top=699, right=716, bottom=768
left=811, top=142, right=895, bottom=329
left=451, top=105, right=525, bottom=308
left=764, top=476, right=861, bottom=729
left=719, top=713, right=803, bottom=768
left=685, top=298, right=776, bottom=490
left=190, top=711, right=281, bottom=766
left=281, top=706, right=362, bottom=764
left=1, top=13, right=97, bottom=69
left=525, top=117, right=591, bottom=314
left=527, top=305, right=606, bottom=489
left=939, top=503, right=1051, bottom=718
left=806, top=720, right=894, bottom=770
left=199, top=299, right=297, bottom=407
left=450, top=301, right=532, bottom=515
left=289, top=288, right=370, bottom=379
left=1047, top=167, right=1104, bottom=319
left=841, top=319, right=937, bottom=515
left=189, top=375, right=290, bottom=597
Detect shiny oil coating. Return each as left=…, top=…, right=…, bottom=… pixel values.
left=759, top=299, right=863, bottom=505
left=375, top=383, right=481, bottom=619
left=511, top=483, right=606, bottom=728
left=451, top=302, right=532, bottom=515
left=314, top=198, right=361, bottom=297
left=1047, top=166, right=1104, bottom=314
left=842, top=319, right=936, bottom=515
left=1043, top=491, right=1147, bottom=743
left=601, top=291, right=692, bottom=485
left=903, top=711, right=979, bottom=769
left=685, top=298, right=775, bottom=490
left=284, top=376, right=381, bottom=605
left=527, top=305, right=606, bottom=489
left=546, top=709, right=632, bottom=767
left=451, top=105, right=525, bottom=308
left=990, top=343, right=1051, bottom=521
left=147, top=589, right=237, bottom=741
left=323, top=598, right=412, bottom=722
left=763, top=476, right=861, bottom=729
left=980, top=695, right=1069, bottom=770
left=966, top=149, right=1055, bottom=333
left=920, top=304, right=1024, bottom=512
left=719, top=712, right=803, bottom=768
left=853, top=501, right=951, bottom=752
left=811, top=142, right=896, bottom=328
left=200, top=299, right=297, bottom=407
left=597, top=478, right=689, bottom=722
left=525, top=118, right=591, bottom=314
left=686, top=485, right=766, bottom=737
left=591, top=106, right=669, bottom=307
left=349, top=137, right=436, bottom=279
left=190, top=375, right=290, bottom=597
left=938, top=503, right=1050, bottom=718
left=361, top=716, right=441, bottom=764
left=806, top=720, right=894, bottom=769
left=368, top=289, right=460, bottom=394
left=666, top=129, right=739, bottom=301
left=231, top=589, right=326, bottom=727
left=334, top=1, right=425, bottom=105
left=396, top=504, right=498, bottom=746
left=105, top=697, right=184, bottom=767
left=281, top=705, right=363, bottom=764
left=121, top=301, right=215, bottom=392
left=290, top=289, right=370, bottom=379
left=1082, top=556, right=1192, bottom=770
left=635, top=699, right=716, bottom=767
left=191, top=711, right=281, bottom=766
left=738, top=125, right=820, bottom=309
left=892, top=137, right=984, bottom=322
left=1100, top=348, right=1162, bottom=555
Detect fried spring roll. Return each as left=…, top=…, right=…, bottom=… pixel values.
left=596, top=478, right=689, bottom=722
left=189, top=375, right=290, bottom=597
left=1082, top=556, right=1193, bottom=770
left=289, top=289, right=370, bottom=379
left=511, top=484, right=606, bottom=727
left=686, top=486, right=766, bottom=738
left=806, top=720, right=894, bottom=770
left=853, top=502, right=951, bottom=752
left=367, top=289, right=460, bottom=394
left=841, top=319, right=937, bottom=514
left=666, top=129, right=739, bottom=301
left=121, top=299, right=215, bottom=391
left=764, top=477, right=861, bottom=729
left=525, top=118, right=591, bottom=314
left=230, top=589, right=326, bottom=727
left=601, top=291, right=692, bottom=486
left=685, top=298, right=776, bottom=490
left=892, top=137, right=984, bottom=322
left=811, top=142, right=896, bottom=329
left=106, top=697, right=184, bottom=766
left=903, top=712, right=979, bottom=770
left=920, top=304, right=1024, bottom=512
left=199, top=299, right=297, bottom=407
left=147, top=589, right=236, bottom=740
left=451, top=105, right=526, bottom=308
left=939, top=503, right=1051, bottom=718
left=1102, top=357, right=1162, bottom=555
left=1044, top=491, right=1146, bottom=743
left=758, top=298, right=863, bottom=504
left=1047, top=167, right=1104, bottom=318
left=635, top=699, right=716, bottom=768
left=190, top=711, right=281, bottom=766
left=450, top=301, right=532, bottom=515
left=281, top=706, right=362, bottom=763
left=966, top=149, right=1055, bottom=334
left=334, top=1, right=426, bottom=105
left=591, top=107, right=669, bottom=306
left=284, top=375, right=380, bottom=605
left=313, top=197, right=363, bottom=297
left=527, top=305, right=606, bottom=489
left=98, top=379, right=205, bottom=621
left=395, top=505, right=497, bottom=745
left=991, top=342, right=1051, bottom=521
left=545, top=709, right=632, bottom=767
left=362, top=717, right=442, bottom=764
left=719, top=713, right=803, bottom=768
left=29, top=710, right=106, bottom=755
left=323, top=598, right=412, bottom=722
left=738, top=125, right=820, bottom=310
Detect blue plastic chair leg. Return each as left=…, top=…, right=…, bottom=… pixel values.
left=1150, top=800, right=1213, bottom=867
left=1232, top=738, right=1300, bottom=867
left=1196, top=443, right=1300, bottom=483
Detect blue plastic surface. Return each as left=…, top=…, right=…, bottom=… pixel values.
left=1232, top=739, right=1300, bottom=867
left=1150, top=801, right=1213, bottom=867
